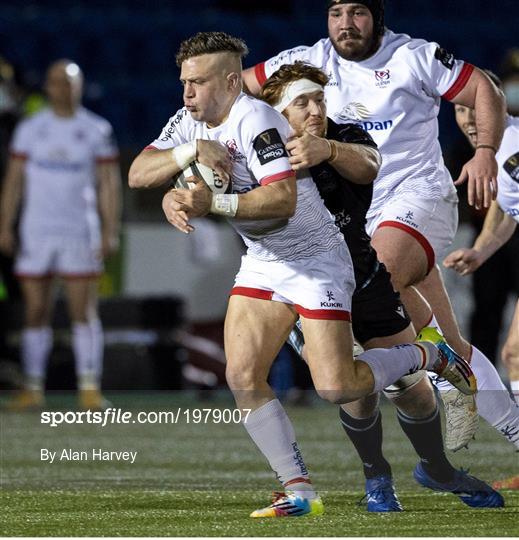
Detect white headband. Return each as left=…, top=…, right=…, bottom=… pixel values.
left=273, top=79, right=325, bottom=112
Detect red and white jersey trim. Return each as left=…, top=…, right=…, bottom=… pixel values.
left=442, top=63, right=474, bottom=101
left=261, top=170, right=295, bottom=185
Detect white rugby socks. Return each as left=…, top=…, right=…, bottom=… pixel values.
left=21, top=327, right=53, bottom=391
left=357, top=342, right=437, bottom=394
left=73, top=319, right=104, bottom=390
left=243, top=399, right=316, bottom=498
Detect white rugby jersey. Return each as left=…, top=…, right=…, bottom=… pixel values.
left=148, top=92, right=343, bottom=262
left=496, top=115, right=519, bottom=224
left=10, top=107, right=118, bottom=239
left=255, top=30, right=472, bottom=218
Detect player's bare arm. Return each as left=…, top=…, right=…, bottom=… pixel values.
left=242, top=67, right=262, bottom=96
left=328, top=142, right=380, bottom=184
left=163, top=175, right=296, bottom=234
left=0, top=156, right=25, bottom=255
left=128, top=139, right=231, bottom=189
left=443, top=200, right=517, bottom=275
left=287, top=131, right=380, bottom=183
left=450, top=68, right=506, bottom=209
left=96, top=161, right=122, bottom=259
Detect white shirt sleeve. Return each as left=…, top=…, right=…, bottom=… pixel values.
left=9, top=119, right=32, bottom=158
left=240, top=105, right=295, bottom=186
left=93, top=120, right=119, bottom=161
left=406, top=40, right=473, bottom=100
left=146, top=108, right=193, bottom=150
left=254, top=45, right=313, bottom=86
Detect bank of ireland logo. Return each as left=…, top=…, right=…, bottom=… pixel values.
left=337, top=102, right=393, bottom=132
left=337, top=102, right=371, bottom=122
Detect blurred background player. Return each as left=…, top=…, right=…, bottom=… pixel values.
left=0, top=55, right=23, bottom=369
left=0, top=59, right=121, bottom=411
left=445, top=70, right=519, bottom=489
left=260, top=61, right=503, bottom=511
left=242, top=0, right=513, bottom=454
left=452, top=50, right=519, bottom=364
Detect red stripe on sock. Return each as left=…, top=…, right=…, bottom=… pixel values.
left=415, top=344, right=428, bottom=370
left=284, top=477, right=312, bottom=488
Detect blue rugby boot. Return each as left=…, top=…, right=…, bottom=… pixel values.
left=363, top=475, right=403, bottom=512
left=414, top=462, right=504, bottom=508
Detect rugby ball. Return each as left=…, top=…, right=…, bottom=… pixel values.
left=173, top=161, right=231, bottom=194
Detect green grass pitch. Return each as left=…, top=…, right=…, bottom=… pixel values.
left=1, top=392, right=518, bottom=536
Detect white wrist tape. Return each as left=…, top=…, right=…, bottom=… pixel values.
left=210, top=194, right=239, bottom=217
left=172, top=140, right=197, bottom=170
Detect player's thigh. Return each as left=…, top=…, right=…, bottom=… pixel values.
left=352, top=262, right=415, bottom=346
left=299, top=317, right=355, bottom=388
left=224, top=294, right=297, bottom=385
left=362, top=325, right=417, bottom=350
left=63, top=278, right=99, bottom=322
left=371, top=226, right=429, bottom=288
left=369, top=197, right=457, bottom=289
left=19, top=278, right=55, bottom=326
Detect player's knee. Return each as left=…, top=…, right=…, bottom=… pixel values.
left=315, top=380, right=361, bottom=404
left=383, top=261, right=411, bottom=292
left=25, top=303, right=50, bottom=327
left=225, top=362, right=264, bottom=391
left=389, top=375, right=436, bottom=416
left=384, top=371, right=428, bottom=400
left=315, top=386, right=348, bottom=404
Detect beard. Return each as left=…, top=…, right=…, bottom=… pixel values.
left=330, top=32, right=380, bottom=61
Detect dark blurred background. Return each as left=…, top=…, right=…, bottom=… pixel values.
left=1, top=0, right=516, bottom=156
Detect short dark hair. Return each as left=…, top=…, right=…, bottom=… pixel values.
left=175, top=31, right=249, bottom=67
left=260, top=62, right=329, bottom=108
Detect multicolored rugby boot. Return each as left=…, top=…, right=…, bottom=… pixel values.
left=250, top=491, right=324, bottom=518
left=363, top=475, right=403, bottom=512
left=414, top=462, right=504, bottom=508
left=416, top=327, right=477, bottom=395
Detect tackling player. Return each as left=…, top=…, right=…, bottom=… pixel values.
left=242, top=0, right=511, bottom=454
left=445, top=71, right=519, bottom=489
left=260, top=61, right=504, bottom=510
left=130, top=31, right=476, bottom=518
left=0, top=60, right=121, bottom=411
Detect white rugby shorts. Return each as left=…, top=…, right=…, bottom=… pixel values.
left=230, top=243, right=355, bottom=320
left=15, top=234, right=102, bottom=279
left=366, top=195, right=458, bottom=271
